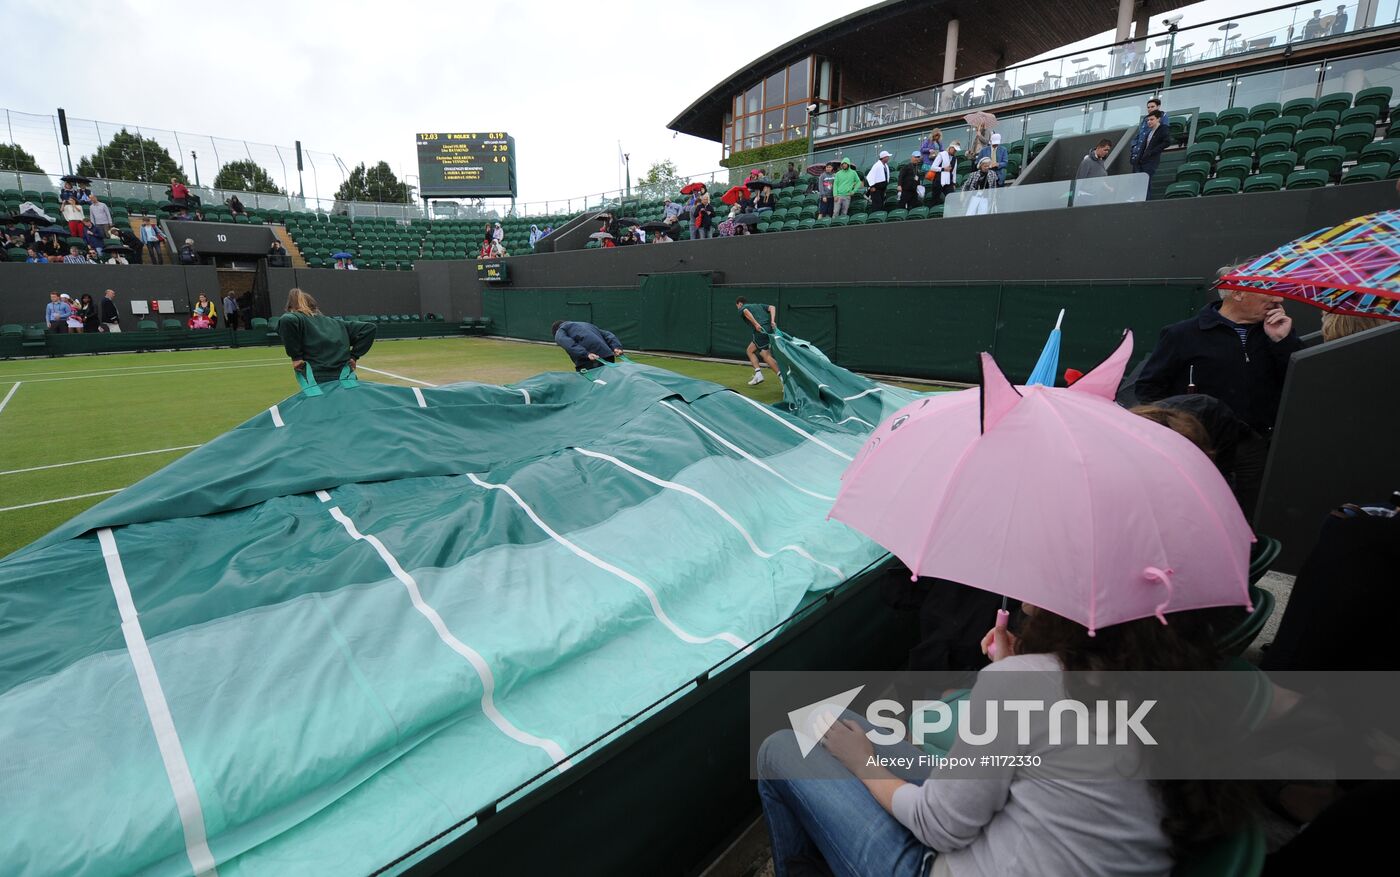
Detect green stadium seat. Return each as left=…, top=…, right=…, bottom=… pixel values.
left=1315, top=92, right=1352, bottom=115
left=755, top=222, right=771, bottom=233
left=1202, top=177, right=1241, bottom=196
left=0, top=323, right=22, bottom=337
left=1215, top=107, right=1248, bottom=128
left=1219, top=137, right=1256, bottom=160
left=1303, top=145, right=1345, bottom=178
left=1184, top=143, right=1219, bottom=165
left=1285, top=169, right=1328, bottom=189
left=865, top=211, right=887, bottom=224
left=1247, top=102, right=1281, bottom=122
left=1215, top=156, right=1254, bottom=182
left=906, top=206, right=929, bottom=220
left=6, top=247, right=26, bottom=262
left=1341, top=162, right=1389, bottom=184
left=1193, top=111, right=1217, bottom=129
left=1230, top=120, right=1264, bottom=140
left=1334, top=123, right=1375, bottom=159
left=1174, top=161, right=1211, bottom=187
left=1259, top=150, right=1298, bottom=178
left=1279, top=97, right=1316, bottom=120
left=847, top=213, right=867, bottom=225
left=1300, top=110, right=1339, bottom=131
left=1194, top=125, right=1230, bottom=146
left=161, top=319, right=183, bottom=329
left=781, top=220, right=800, bottom=232
left=1293, top=129, right=1332, bottom=155
left=138, top=319, right=158, bottom=331
left=1391, top=161, right=1400, bottom=179
left=1339, top=105, right=1379, bottom=127
left=1353, top=86, right=1392, bottom=121
left=1359, top=139, right=1400, bottom=166
left=1163, top=181, right=1200, bottom=199
left=1242, top=173, right=1283, bottom=193
left=798, top=218, right=817, bottom=230
left=1253, top=132, right=1294, bottom=158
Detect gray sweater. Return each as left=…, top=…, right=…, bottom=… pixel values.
left=891, top=654, right=1173, bottom=877
left=1077, top=153, right=1108, bottom=179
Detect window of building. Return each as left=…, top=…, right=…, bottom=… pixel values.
left=729, top=55, right=820, bottom=153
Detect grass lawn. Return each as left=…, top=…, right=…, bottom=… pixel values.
left=1, top=337, right=924, bottom=558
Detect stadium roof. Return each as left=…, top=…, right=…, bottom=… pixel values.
left=668, top=0, right=1192, bottom=141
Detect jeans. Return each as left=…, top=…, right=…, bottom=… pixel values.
left=695, top=226, right=714, bottom=239
left=758, top=724, right=934, bottom=877
left=818, top=196, right=833, bottom=217
left=145, top=241, right=163, bottom=264
left=833, top=196, right=851, bottom=216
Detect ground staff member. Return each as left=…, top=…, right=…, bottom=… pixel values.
left=736, top=297, right=781, bottom=388
left=552, top=319, right=624, bottom=370
left=276, top=288, right=376, bottom=384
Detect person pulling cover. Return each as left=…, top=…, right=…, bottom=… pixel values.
left=552, top=319, right=624, bottom=370
left=276, top=288, right=376, bottom=384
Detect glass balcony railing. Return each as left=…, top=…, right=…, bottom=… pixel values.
left=812, top=0, right=1396, bottom=142
left=941, top=173, right=1149, bottom=218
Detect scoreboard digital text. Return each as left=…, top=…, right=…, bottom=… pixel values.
left=416, top=132, right=517, bottom=198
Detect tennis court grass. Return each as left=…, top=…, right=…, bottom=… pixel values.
left=0, top=337, right=805, bottom=558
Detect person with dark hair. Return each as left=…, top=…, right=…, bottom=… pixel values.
left=1330, top=4, right=1349, bottom=34
left=45, top=291, right=71, bottom=333
left=76, top=294, right=98, bottom=333
left=227, top=195, right=246, bottom=217
left=817, top=162, right=837, bottom=217
left=867, top=151, right=893, bottom=211
left=277, top=288, right=376, bottom=384
left=1302, top=8, right=1325, bottom=39
left=1077, top=138, right=1114, bottom=179
left=898, top=152, right=923, bottom=209
left=551, top=319, right=623, bottom=370
left=780, top=162, right=800, bottom=187
left=1130, top=98, right=1169, bottom=165
left=1131, top=110, right=1169, bottom=193
left=169, top=177, right=189, bottom=205
left=736, top=297, right=781, bottom=387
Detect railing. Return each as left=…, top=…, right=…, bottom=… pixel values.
left=812, top=0, right=1399, bottom=141
left=942, top=173, right=1150, bottom=218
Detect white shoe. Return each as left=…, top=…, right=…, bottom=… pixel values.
left=747, top=371, right=764, bottom=386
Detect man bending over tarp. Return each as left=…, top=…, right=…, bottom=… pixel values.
left=736, top=297, right=782, bottom=388
left=552, top=319, right=624, bottom=371
left=277, top=288, right=377, bottom=384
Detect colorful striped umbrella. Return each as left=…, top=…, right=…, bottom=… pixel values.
left=1217, top=209, right=1400, bottom=322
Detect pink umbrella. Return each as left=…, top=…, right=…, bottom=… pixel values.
left=829, top=332, right=1254, bottom=634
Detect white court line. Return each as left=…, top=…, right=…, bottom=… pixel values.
left=0, top=382, right=20, bottom=418
left=467, top=473, right=751, bottom=653
left=0, top=444, right=201, bottom=477
left=412, top=387, right=427, bottom=408
left=317, top=490, right=572, bottom=770
left=0, top=488, right=122, bottom=513
left=98, top=528, right=219, bottom=877
left=572, top=448, right=844, bottom=578
left=729, top=393, right=854, bottom=461
left=0, top=358, right=284, bottom=380
left=11, top=362, right=286, bottom=384
left=358, top=366, right=438, bottom=387
left=659, top=401, right=835, bottom=502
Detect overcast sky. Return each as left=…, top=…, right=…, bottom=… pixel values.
left=8, top=0, right=1285, bottom=209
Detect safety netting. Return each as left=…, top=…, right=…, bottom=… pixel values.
left=0, top=335, right=922, bottom=876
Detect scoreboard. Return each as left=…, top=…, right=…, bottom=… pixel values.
left=416, top=132, right=517, bottom=198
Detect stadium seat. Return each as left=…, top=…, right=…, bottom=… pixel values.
left=1219, top=137, right=1256, bottom=160
left=1184, top=143, right=1219, bottom=165
left=799, top=218, right=817, bottom=230
left=1193, top=111, right=1217, bottom=129
left=865, top=211, right=887, bottom=224
left=1214, top=156, right=1254, bottom=183
left=1174, top=161, right=1211, bottom=187
left=884, top=209, right=907, bottom=223
left=1202, top=178, right=1241, bottom=196
left=1300, top=110, right=1339, bottom=131
left=137, top=319, right=158, bottom=331
left=1163, top=181, right=1200, bottom=199
left=1359, top=139, right=1400, bottom=166
left=1333, top=123, right=1375, bottom=159
left=0, top=324, right=22, bottom=337
left=1303, top=145, right=1345, bottom=178
left=1229, top=120, right=1264, bottom=140
left=1254, top=132, right=1293, bottom=158
left=1353, top=86, right=1393, bottom=121
left=1285, top=169, right=1328, bottom=189
left=161, top=319, right=183, bottom=329
left=1247, top=102, right=1281, bottom=122
left=1215, top=107, right=1248, bottom=128
left=1292, top=129, right=1333, bottom=155
left=1194, top=125, right=1230, bottom=146
left=831, top=215, right=850, bottom=226
left=1339, top=105, right=1379, bottom=127
left=1341, top=162, right=1390, bottom=184
left=1392, top=161, right=1400, bottom=179
left=1263, top=116, right=1299, bottom=138
left=847, top=213, right=867, bottom=225
left=1279, top=97, right=1316, bottom=120
left=907, top=206, right=929, bottom=220
left=1315, top=91, right=1352, bottom=114
left=1242, top=173, right=1283, bottom=193
left=1259, top=150, right=1298, bottom=178
left=250, top=317, right=269, bottom=330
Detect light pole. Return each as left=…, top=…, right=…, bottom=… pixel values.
left=190, top=150, right=200, bottom=187
left=1161, top=20, right=1181, bottom=91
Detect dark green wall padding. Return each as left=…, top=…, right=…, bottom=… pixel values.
left=0, top=321, right=463, bottom=359
left=483, top=276, right=1211, bottom=383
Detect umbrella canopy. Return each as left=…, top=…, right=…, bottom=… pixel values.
left=331, top=251, right=354, bottom=259
left=6, top=212, right=52, bottom=225
left=806, top=163, right=830, bottom=176
left=829, top=332, right=1254, bottom=634
left=588, top=231, right=614, bottom=241
left=103, top=243, right=133, bottom=254
left=61, top=174, right=92, bottom=184
left=721, top=186, right=747, bottom=206
left=159, top=202, right=190, bottom=213
left=745, top=178, right=773, bottom=190
left=639, top=221, right=670, bottom=232
left=1025, top=309, right=1065, bottom=386
left=1217, top=209, right=1400, bottom=322
left=964, top=111, right=998, bottom=128
left=679, top=182, right=707, bottom=195
left=37, top=225, right=70, bottom=237
left=733, top=213, right=762, bottom=226
left=614, top=217, right=640, bottom=227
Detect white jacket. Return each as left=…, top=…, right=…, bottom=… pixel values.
left=931, top=151, right=959, bottom=187
left=867, top=159, right=890, bottom=185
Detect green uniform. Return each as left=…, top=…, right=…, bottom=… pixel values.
left=277, top=311, right=377, bottom=384
left=741, top=303, right=774, bottom=350
left=832, top=167, right=862, bottom=197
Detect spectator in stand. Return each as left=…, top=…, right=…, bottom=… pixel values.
left=1321, top=312, right=1385, bottom=342
left=99, top=289, right=121, bottom=332
left=77, top=185, right=92, bottom=205
left=817, top=162, right=837, bottom=217
left=117, top=226, right=142, bottom=263
left=780, top=162, right=800, bottom=187
left=544, top=224, right=553, bottom=236
left=897, top=152, right=923, bottom=209
left=492, top=222, right=504, bottom=244
left=178, top=238, right=200, bottom=265
left=61, top=197, right=85, bottom=239
left=1331, top=4, right=1348, bottom=34
left=930, top=142, right=961, bottom=202
left=489, top=239, right=507, bottom=258
left=88, top=194, right=113, bottom=238
left=24, top=247, right=47, bottom=263
left=268, top=240, right=289, bottom=267
left=476, top=240, right=492, bottom=260
left=745, top=167, right=768, bottom=186
left=192, top=209, right=206, bottom=222
left=59, top=180, right=78, bottom=203
left=1303, top=8, right=1325, bottom=39
left=1130, top=98, right=1169, bottom=166
left=227, top=195, right=246, bottom=217
left=42, top=233, right=65, bottom=259
left=223, top=290, right=240, bottom=330
left=192, top=293, right=218, bottom=328
left=970, top=122, right=992, bottom=154
left=528, top=224, right=544, bottom=247
left=753, top=182, right=777, bottom=213
left=693, top=192, right=716, bottom=239
left=867, top=151, right=892, bottom=211
left=977, top=133, right=1009, bottom=187
left=1077, top=138, right=1113, bottom=179
left=108, top=250, right=129, bottom=265
left=82, top=220, right=105, bottom=256
left=961, top=157, right=1000, bottom=215
left=77, top=293, right=98, bottom=332
left=174, top=207, right=193, bottom=222
left=45, top=291, right=71, bottom=332
left=663, top=197, right=685, bottom=230
left=169, top=177, right=189, bottom=205
left=63, top=246, right=91, bottom=264
left=1130, top=111, right=1168, bottom=195
left=832, top=157, right=861, bottom=216
left=85, top=246, right=101, bottom=262
left=919, top=128, right=944, bottom=164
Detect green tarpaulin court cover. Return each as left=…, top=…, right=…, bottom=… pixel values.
left=0, top=334, right=921, bottom=876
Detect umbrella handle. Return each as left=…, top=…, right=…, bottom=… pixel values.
left=986, top=609, right=1011, bottom=658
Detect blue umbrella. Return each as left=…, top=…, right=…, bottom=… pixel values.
left=331, top=251, right=354, bottom=259
left=1026, top=309, right=1065, bottom=387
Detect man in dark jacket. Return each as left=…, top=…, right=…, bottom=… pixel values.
left=897, top=152, right=923, bottom=209
left=1130, top=110, right=1169, bottom=196
left=1136, top=288, right=1301, bottom=517
left=552, top=320, right=623, bottom=370
left=99, top=288, right=122, bottom=333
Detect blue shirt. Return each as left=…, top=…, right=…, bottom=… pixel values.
left=140, top=225, right=160, bottom=243
left=46, top=301, right=72, bottom=322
